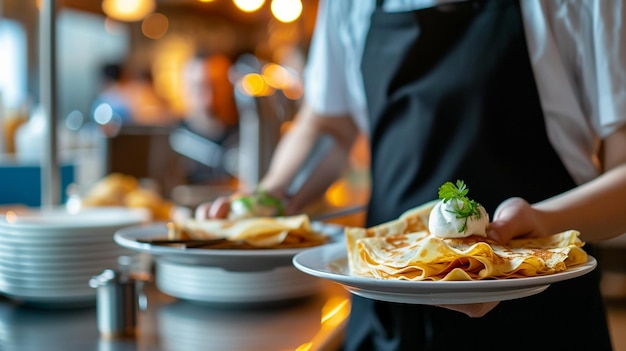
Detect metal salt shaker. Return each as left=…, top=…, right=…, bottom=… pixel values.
left=89, top=256, right=138, bottom=339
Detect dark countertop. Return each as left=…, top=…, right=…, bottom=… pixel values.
left=0, top=280, right=350, bottom=351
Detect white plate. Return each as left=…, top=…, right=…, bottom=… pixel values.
left=0, top=275, right=92, bottom=289
left=156, top=260, right=320, bottom=303
left=0, top=282, right=95, bottom=302
left=0, top=279, right=95, bottom=294
left=0, top=258, right=118, bottom=270
left=156, top=259, right=319, bottom=289
left=0, top=246, right=128, bottom=261
left=115, top=222, right=343, bottom=272
left=0, top=262, right=113, bottom=277
left=0, top=207, right=149, bottom=230
left=0, top=226, right=124, bottom=239
left=0, top=255, right=122, bottom=270
left=0, top=232, right=120, bottom=244
left=0, top=240, right=120, bottom=254
left=292, top=242, right=597, bottom=305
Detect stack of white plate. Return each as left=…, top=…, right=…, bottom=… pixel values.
left=0, top=207, right=148, bottom=306
left=155, top=259, right=322, bottom=305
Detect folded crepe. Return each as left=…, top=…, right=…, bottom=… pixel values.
left=169, top=214, right=328, bottom=249
left=345, top=202, right=588, bottom=281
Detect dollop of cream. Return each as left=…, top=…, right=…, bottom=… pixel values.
left=428, top=199, right=489, bottom=238
left=229, top=201, right=276, bottom=220
left=228, top=194, right=283, bottom=220
left=228, top=200, right=255, bottom=220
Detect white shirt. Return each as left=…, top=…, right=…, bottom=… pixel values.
left=303, top=0, right=626, bottom=185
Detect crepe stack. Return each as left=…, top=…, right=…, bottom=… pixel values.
left=345, top=202, right=588, bottom=281
left=169, top=214, right=328, bottom=249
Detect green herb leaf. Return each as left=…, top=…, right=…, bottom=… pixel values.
left=232, top=196, right=253, bottom=211
left=256, top=190, right=285, bottom=216
left=437, top=180, right=482, bottom=233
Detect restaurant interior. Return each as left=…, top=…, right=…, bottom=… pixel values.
left=0, top=0, right=624, bottom=350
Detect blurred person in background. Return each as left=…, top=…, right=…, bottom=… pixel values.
left=91, top=63, right=133, bottom=126
left=174, top=52, right=240, bottom=184
left=179, top=52, right=238, bottom=145
left=197, top=1, right=626, bottom=350
left=91, top=62, right=174, bottom=134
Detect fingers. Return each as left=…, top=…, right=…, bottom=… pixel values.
left=487, top=197, right=533, bottom=243
left=487, top=221, right=508, bottom=243
left=195, top=197, right=231, bottom=220
left=210, top=197, right=232, bottom=218
left=436, top=301, right=500, bottom=318
left=194, top=202, right=212, bottom=220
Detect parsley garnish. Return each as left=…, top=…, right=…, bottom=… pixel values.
left=255, top=189, right=285, bottom=216
left=232, top=189, right=285, bottom=217
left=437, top=180, right=482, bottom=233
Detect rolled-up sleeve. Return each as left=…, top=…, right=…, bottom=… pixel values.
left=303, top=0, right=350, bottom=116
left=592, top=0, right=626, bottom=138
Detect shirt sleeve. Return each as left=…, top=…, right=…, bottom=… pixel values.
left=302, top=0, right=351, bottom=116
left=589, top=0, right=626, bottom=138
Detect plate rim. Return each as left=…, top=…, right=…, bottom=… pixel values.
left=114, top=222, right=343, bottom=258
left=347, top=284, right=551, bottom=304
left=0, top=207, right=148, bottom=230
left=292, top=241, right=598, bottom=296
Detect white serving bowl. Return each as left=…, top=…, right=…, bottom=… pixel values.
left=155, top=259, right=322, bottom=305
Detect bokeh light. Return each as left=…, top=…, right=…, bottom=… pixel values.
left=233, top=0, right=265, bottom=13
left=102, top=0, right=155, bottom=22
left=270, top=0, right=302, bottom=23
left=142, top=12, right=169, bottom=39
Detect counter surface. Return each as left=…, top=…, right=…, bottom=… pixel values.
left=0, top=280, right=350, bottom=351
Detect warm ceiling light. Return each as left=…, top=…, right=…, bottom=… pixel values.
left=233, top=0, right=265, bottom=13
left=271, top=0, right=302, bottom=23
left=102, top=0, right=156, bottom=22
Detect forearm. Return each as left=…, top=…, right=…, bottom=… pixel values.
left=534, top=163, right=626, bottom=242
left=258, top=119, right=321, bottom=198
left=534, top=125, right=626, bottom=242
left=259, top=104, right=359, bottom=213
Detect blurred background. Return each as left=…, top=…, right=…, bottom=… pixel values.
left=0, top=0, right=370, bottom=216
left=0, top=2, right=624, bottom=348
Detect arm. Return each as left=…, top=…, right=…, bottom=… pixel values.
left=488, top=124, right=626, bottom=243
left=448, top=125, right=625, bottom=318
left=260, top=103, right=360, bottom=214
left=196, top=103, right=359, bottom=219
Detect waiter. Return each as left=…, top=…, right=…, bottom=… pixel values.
left=197, top=1, right=626, bottom=350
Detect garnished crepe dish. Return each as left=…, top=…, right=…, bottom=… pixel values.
left=168, top=214, right=328, bottom=249
left=346, top=180, right=588, bottom=281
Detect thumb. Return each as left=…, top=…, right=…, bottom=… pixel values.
left=487, top=197, right=530, bottom=243
left=487, top=219, right=512, bottom=244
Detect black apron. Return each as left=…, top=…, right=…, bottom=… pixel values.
left=346, top=0, right=612, bottom=350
